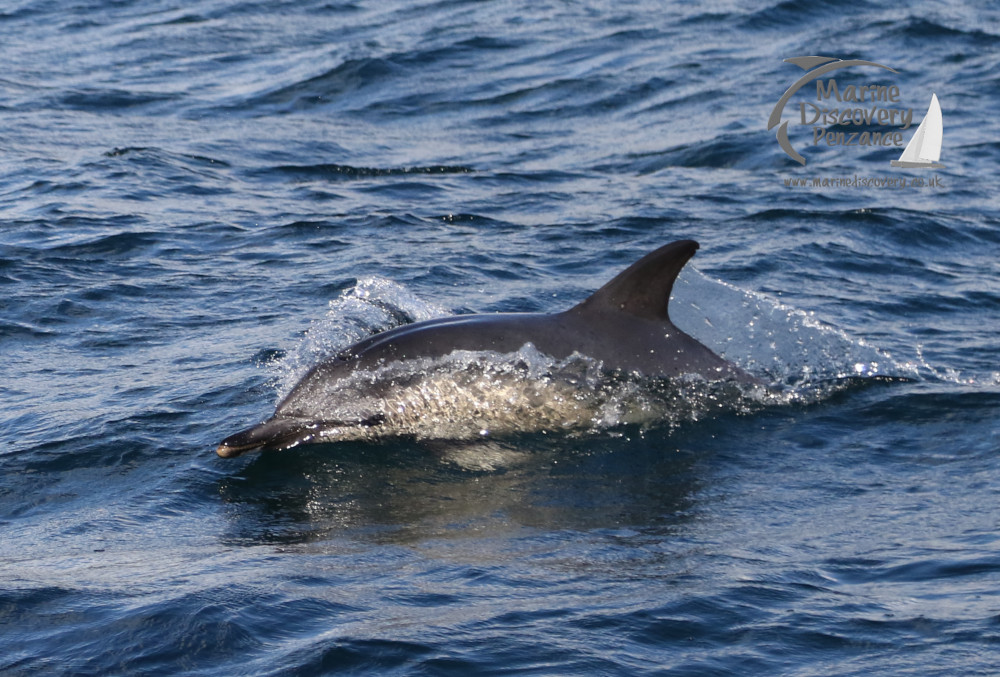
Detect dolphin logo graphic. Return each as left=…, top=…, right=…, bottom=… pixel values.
left=769, top=56, right=897, bottom=165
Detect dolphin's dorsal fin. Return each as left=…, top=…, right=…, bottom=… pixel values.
left=569, top=240, right=698, bottom=321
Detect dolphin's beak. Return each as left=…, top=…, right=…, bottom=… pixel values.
left=215, top=418, right=313, bottom=458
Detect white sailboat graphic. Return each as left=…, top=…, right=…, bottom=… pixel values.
left=891, top=93, right=945, bottom=168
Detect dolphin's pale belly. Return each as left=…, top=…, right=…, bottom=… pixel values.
left=255, top=345, right=760, bottom=457
left=287, top=348, right=653, bottom=446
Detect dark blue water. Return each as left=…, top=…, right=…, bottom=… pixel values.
left=2, top=1, right=999, bottom=674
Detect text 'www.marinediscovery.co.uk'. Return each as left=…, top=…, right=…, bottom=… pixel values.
left=783, top=175, right=945, bottom=189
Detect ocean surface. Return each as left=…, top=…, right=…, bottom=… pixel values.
left=2, top=1, right=999, bottom=674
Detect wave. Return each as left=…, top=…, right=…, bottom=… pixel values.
left=739, top=0, right=877, bottom=31
left=603, top=131, right=775, bottom=172
left=888, top=17, right=1000, bottom=44
left=252, top=163, right=475, bottom=181
left=54, top=88, right=180, bottom=112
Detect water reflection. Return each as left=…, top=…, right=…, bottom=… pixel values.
left=216, top=425, right=717, bottom=549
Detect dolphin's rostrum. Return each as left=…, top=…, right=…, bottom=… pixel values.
left=216, top=240, right=758, bottom=458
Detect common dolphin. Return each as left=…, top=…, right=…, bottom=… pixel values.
left=216, top=240, right=757, bottom=458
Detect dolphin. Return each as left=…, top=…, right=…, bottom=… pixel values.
left=216, top=240, right=758, bottom=458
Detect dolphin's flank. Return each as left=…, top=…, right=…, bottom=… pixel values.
left=216, top=240, right=758, bottom=458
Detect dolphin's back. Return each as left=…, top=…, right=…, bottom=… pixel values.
left=297, top=239, right=749, bottom=381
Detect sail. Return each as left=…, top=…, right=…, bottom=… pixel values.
left=892, top=93, right=944, bottom=168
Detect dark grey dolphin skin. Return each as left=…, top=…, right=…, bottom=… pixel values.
left=216, top=240, right=757, bottom=457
